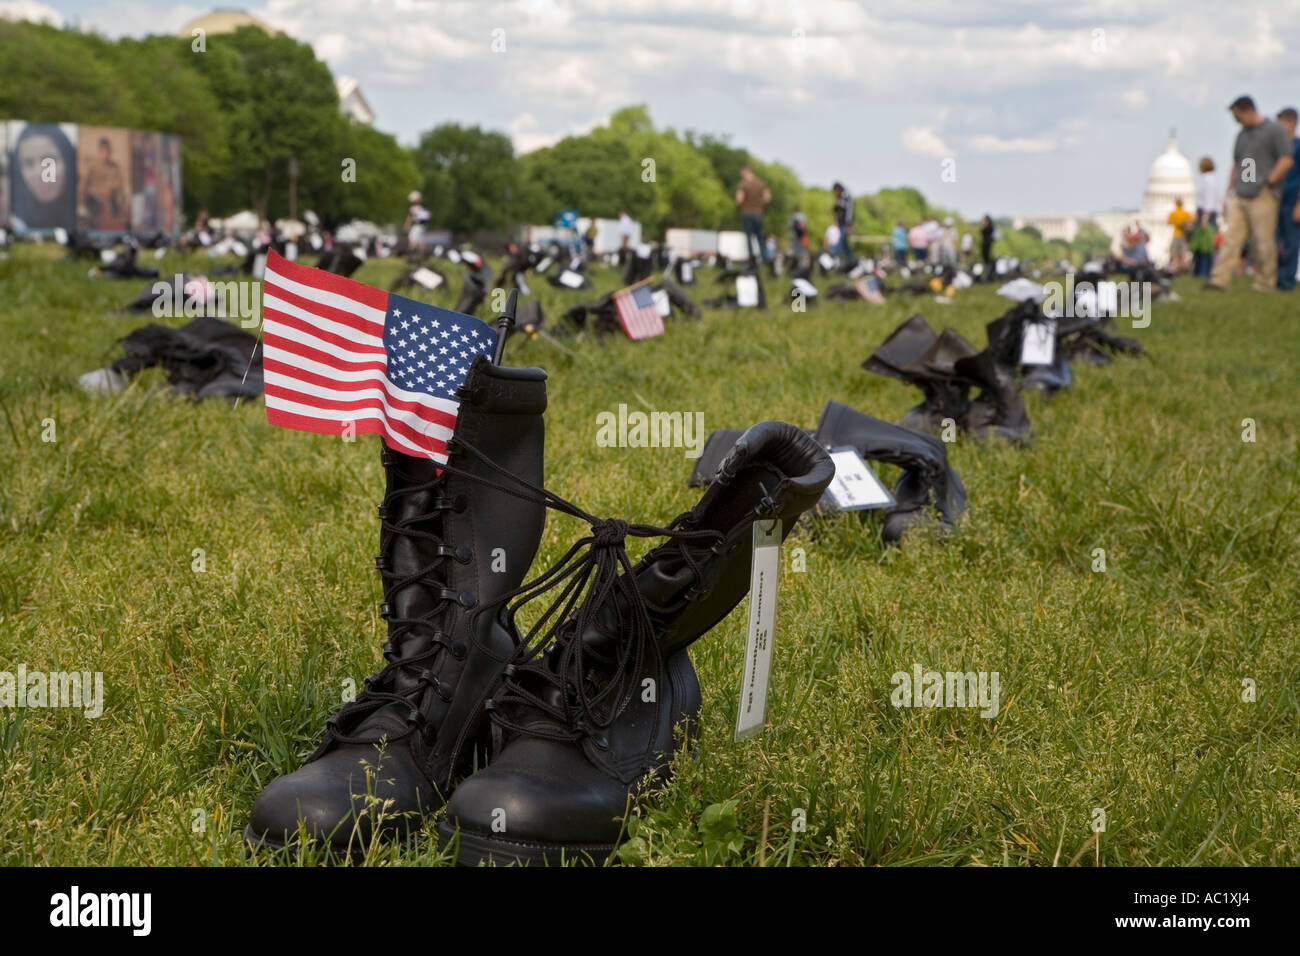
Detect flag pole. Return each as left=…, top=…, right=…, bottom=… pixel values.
left=492, top=288, right=519, bottom=365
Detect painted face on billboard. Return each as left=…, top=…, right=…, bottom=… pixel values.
left=19, top=131, right=68, bottom=204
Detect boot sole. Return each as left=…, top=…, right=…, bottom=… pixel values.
left=436, top=821, right=616, bottom=867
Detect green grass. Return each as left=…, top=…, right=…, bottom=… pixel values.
left=1, top=244, right=1297, bottom=866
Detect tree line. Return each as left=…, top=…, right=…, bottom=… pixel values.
left=1, top=19, right=1074, bottom=259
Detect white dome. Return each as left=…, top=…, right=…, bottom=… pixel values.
left=1141, top=135, right=1195, bottom=216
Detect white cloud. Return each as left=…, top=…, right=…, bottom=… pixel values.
left=968, top=134, right=1055, bottom=154
left=1122, top=89, right=1149, bottom=109
left=0, top=0, right=63, bottom=26
left=902, top=126, right=954, bottom=158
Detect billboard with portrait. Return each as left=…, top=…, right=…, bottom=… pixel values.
left=7, top=121, right=78, bottom=232
left=77, top=125, right=132, bottom=233
left=2, top=122, right=181, bottom=236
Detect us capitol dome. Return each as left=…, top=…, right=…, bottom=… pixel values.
left=1013, top=133, right=1198, bottom=266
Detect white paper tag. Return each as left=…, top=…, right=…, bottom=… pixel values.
left=412, top=267, right=442, bottom=290
left=735, top=518, right=781, bottom=741
left=681, top=262, right=693, bottom=283
left=735, top=274, right=759, bottom=307
left=793, top=277, right=817, bottom=297
left=1021, top=319, right=1056, bottom=366
left=558, top=269, right=584, bottom=289
left=820, top=447, right=894, bottom=511
left=652, top=288, right=671, bottom=317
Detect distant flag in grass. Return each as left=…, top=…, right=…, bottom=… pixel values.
left=259, top=250, right=495, bottom=464
left=613, top=282, right=664, bottom=340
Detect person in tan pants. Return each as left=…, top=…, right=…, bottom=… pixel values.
left=1209, top=95, right=1294, bottom=291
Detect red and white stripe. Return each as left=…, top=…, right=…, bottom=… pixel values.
left=260, top=250, right=460, bottom=463
left=613, top=285, right=664, bottom=340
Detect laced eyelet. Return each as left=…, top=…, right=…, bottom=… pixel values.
left=377, top=504, right=389, bottom=519
left=374, top=555, right=388, bottom=571
left=451, top=641, right=468, bottom=660
left=458, top=590, right=477, bottom=609
left=379, top=602, right=392, bottom=619
left=453, top=494, right=469, bottom=513
left=437, top=681, right=454, bottom=702
left=455, top=545, right=472, bottom=563
left=594, top=735, right=609, bottom=750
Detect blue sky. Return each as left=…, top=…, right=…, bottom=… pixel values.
left=7, top=0, right=1299, bottom=218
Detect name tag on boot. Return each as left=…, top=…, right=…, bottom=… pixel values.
left=736, top=519, right=782, bottom=741
left=819, top=447, right=894, bottom=512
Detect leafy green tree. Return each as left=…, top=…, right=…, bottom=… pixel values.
left=415, top=123, right=537, bottom=233
left=1072, top=220, right=1113, bottom=260
left=191, top=26, right=344, bottom=218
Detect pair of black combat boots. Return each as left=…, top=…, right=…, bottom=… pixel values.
left=245, top=355, right=834, bottom=865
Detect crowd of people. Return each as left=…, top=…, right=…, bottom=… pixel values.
left=722, top=92, right=1299, bottom=294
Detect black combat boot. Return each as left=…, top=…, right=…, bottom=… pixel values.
left=954, top=348, right=1031, bottom=444
left=813, top=400, right=966, bottom=543
left=245, top=357, right=547, bottom=856
left=862, top=315, right=974, bottom=431
left=437, top=422, right=834, bottom=865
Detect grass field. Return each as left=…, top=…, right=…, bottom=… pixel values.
left=1, top=244, right=1297, bottom=866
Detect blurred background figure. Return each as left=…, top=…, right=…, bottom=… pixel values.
left=789, top=204, right=808, bottom=260
left=1208, top=95, right=1293, bottom=291
left=1275, top=107, right=1300, bottom=291
left=734, top=164, right=770, bottom=267
left=891, top=219, right=908, bottom=267
left=1195, top=156, right=1220, bottom=227
left=403, top=190, right=430, bottom=253
left=831, top=181, right=856, bottom=266
left=1167, top=198, right=1193, bottom=273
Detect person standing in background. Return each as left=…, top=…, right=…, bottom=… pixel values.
left=1195, top=156, right=1220, bottom=227
left=1208, top=95, right=1294, bottom=292
left=908, top=219, right=929, bottom=264
left=960, top=228, right=973, bottom=266
left=617, top=209, right=635, bottom=263
left=403, top=190, right=430, bottom=254
left=891, top=219, right=908, bottom=267
left=1167, top=198, right=1193, bottom=273
left=1274, top=107, right=1300, bottom=291
left=831, top=182, right=857, bottom=266
left=940, top=217, right=958, bottom=269
left=734, top=165, right=770, bottom=267
left=980, top=215, right=995, bottom=278
left=1189, top=211, right=1217, bottom=279
left=789, top=204, right=808, bottom=260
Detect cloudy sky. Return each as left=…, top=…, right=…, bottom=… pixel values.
left=8, top=0, right=1299, bottom=218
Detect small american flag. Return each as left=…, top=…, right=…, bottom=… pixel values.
left=613, top=283, right=664, bottom=340
left=261, top=250, right=496, bottom=464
